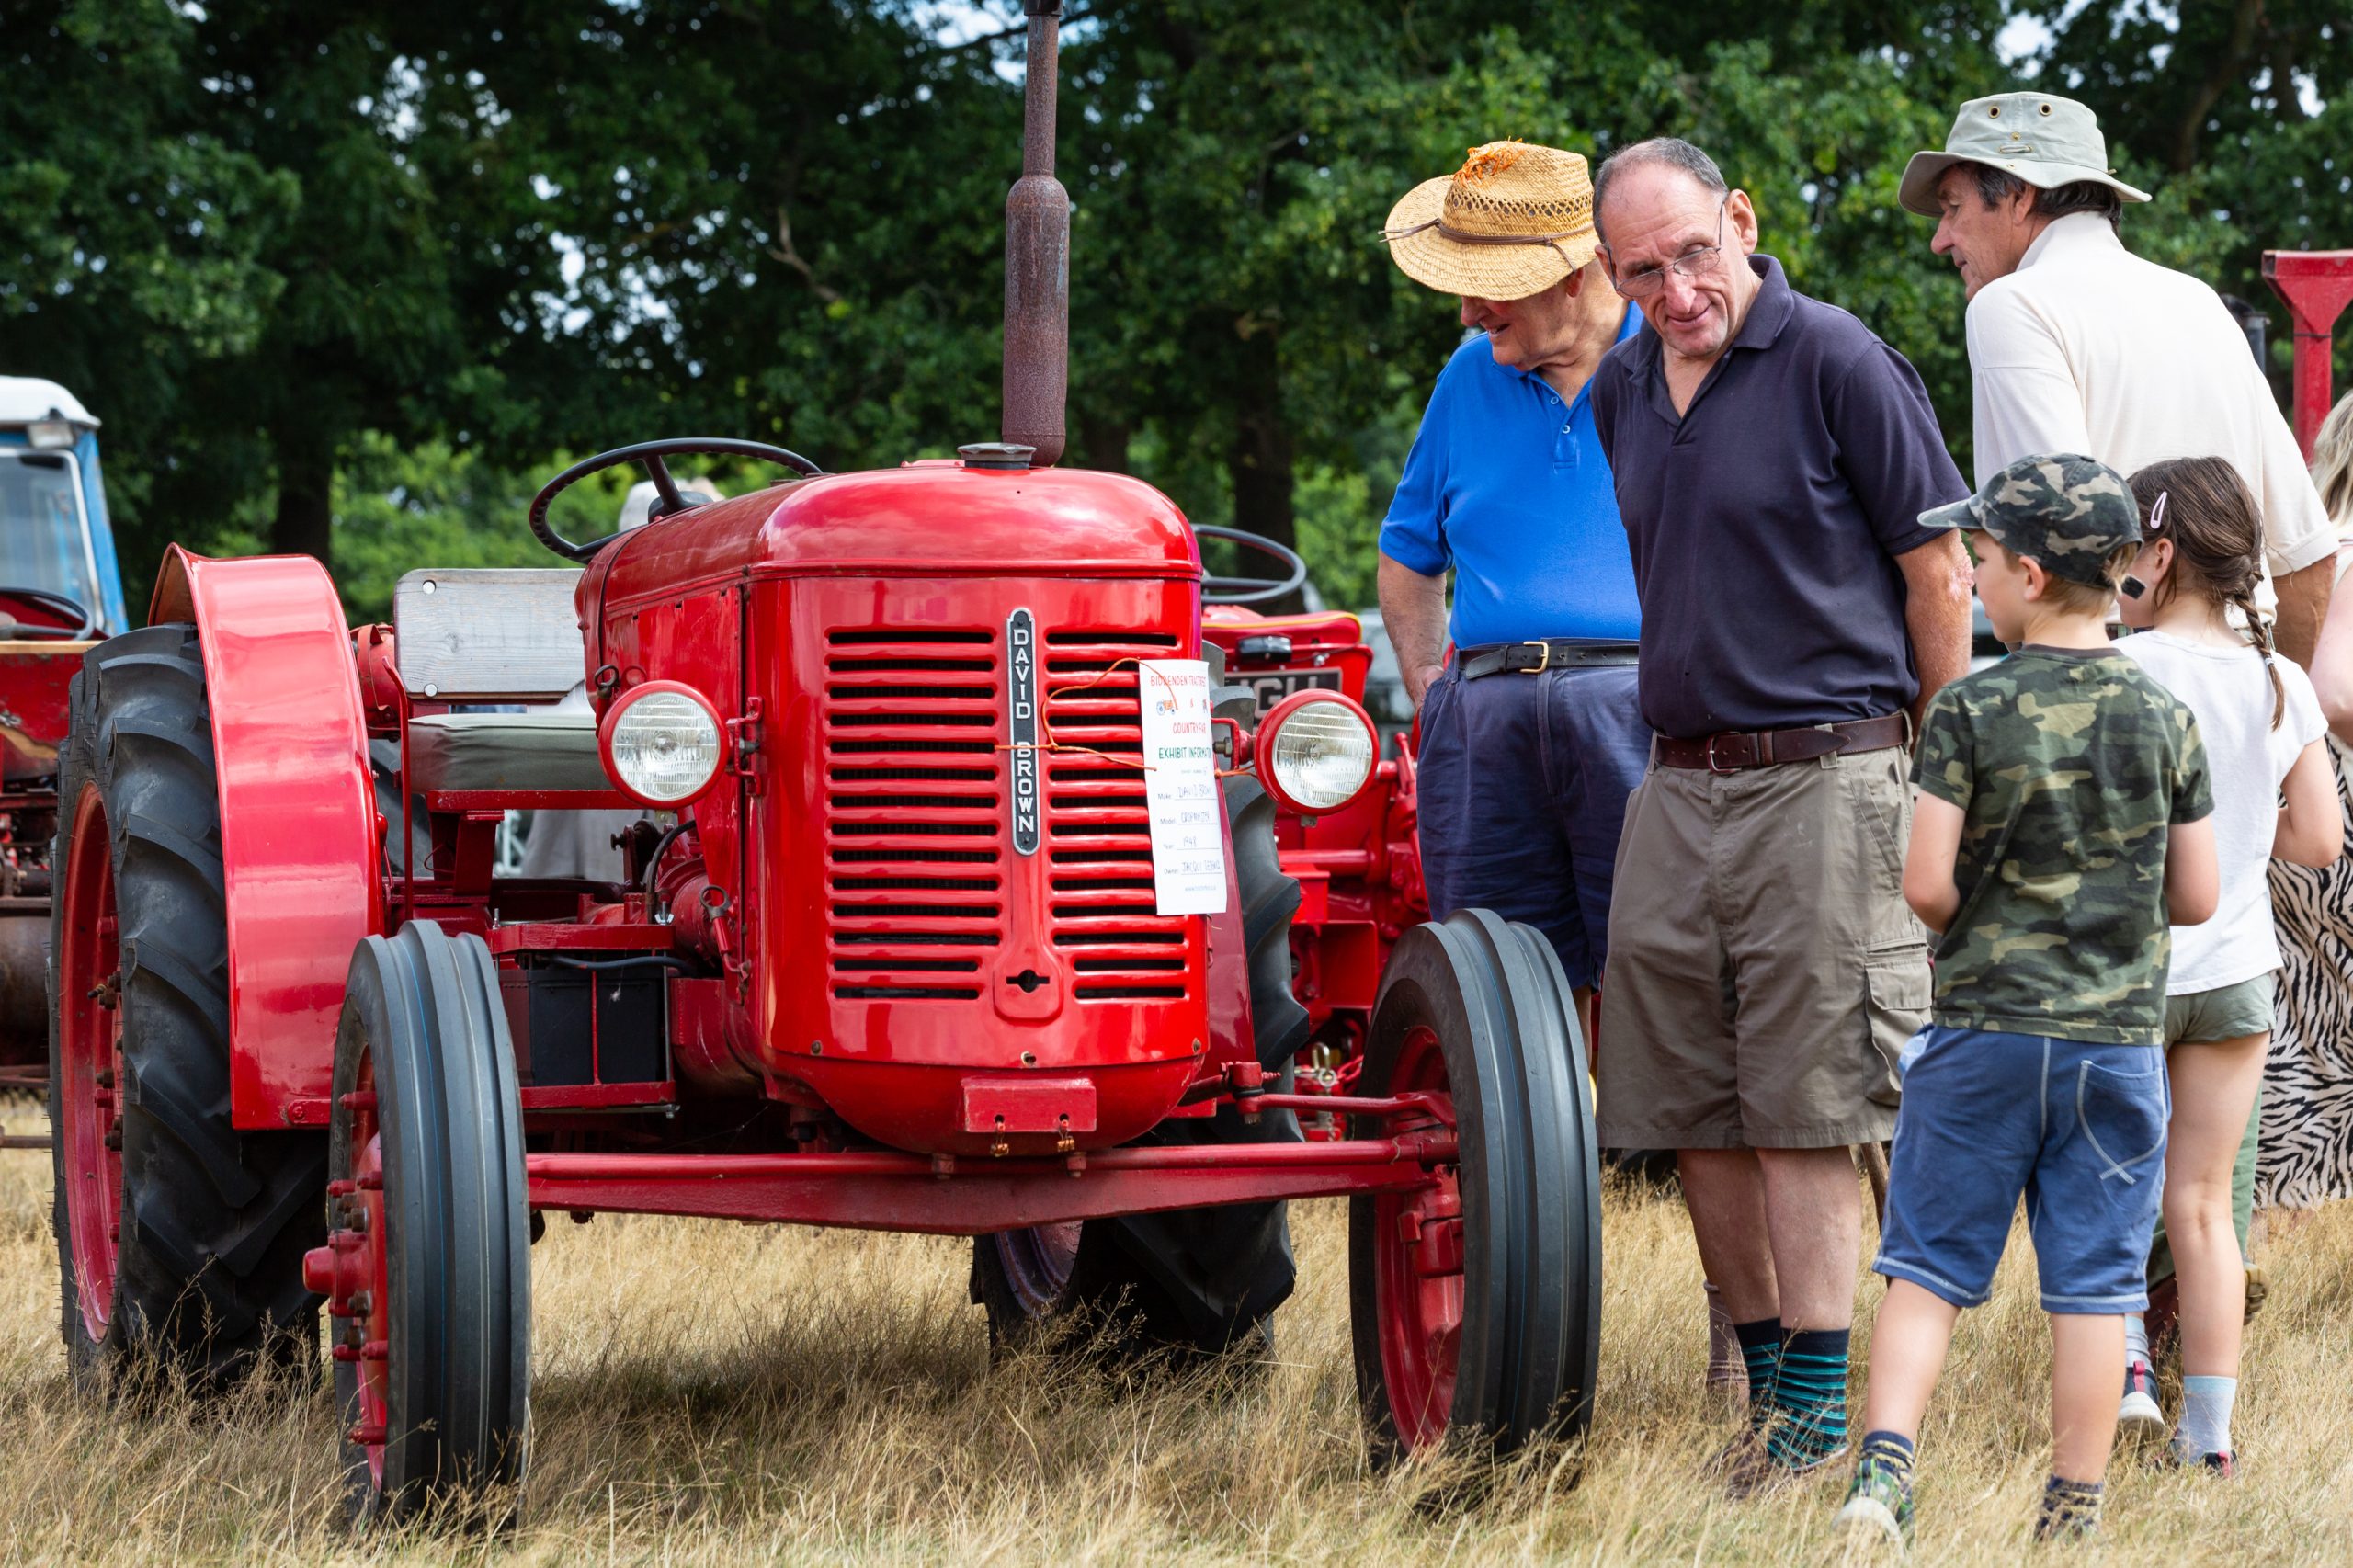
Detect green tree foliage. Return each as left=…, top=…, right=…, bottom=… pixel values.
left=2, top=1, right=2345, bottom=619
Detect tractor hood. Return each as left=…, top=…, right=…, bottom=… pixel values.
left=589, top=461, right=1202, bottom=615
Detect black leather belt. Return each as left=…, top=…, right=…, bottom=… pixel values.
left=1655, top=713, right=1911, bottom=773
left=1460, top=639, right=1641, bottom=679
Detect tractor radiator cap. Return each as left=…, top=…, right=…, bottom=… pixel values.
left=957, top=441, right=1036, bottom=471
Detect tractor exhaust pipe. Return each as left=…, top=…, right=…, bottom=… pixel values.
left=1001, top=1, right=1068, bottom=467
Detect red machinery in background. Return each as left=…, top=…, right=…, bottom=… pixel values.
left=44, top=2, right=1602, bottom=1527
left=2263, top=248, right=2353, bottom=459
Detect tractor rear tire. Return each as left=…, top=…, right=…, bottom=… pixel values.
left=1348, top=909, right=1602, bottom=1463
left=313, top=921, right=530, bottom=1527
left=971, top=777, right=1307, bottom=1360
left=49, top=625, right=327, bottom=1392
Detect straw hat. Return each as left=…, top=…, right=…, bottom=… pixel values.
left=1383, top=141, right=1599, bottom=301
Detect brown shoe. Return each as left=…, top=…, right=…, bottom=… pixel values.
left=1722, top=1427, right=1847, bottom=1501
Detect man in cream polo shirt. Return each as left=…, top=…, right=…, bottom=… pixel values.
left=1900, top=92, right=2336, bottom=665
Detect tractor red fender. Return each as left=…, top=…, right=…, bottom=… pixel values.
left=150, top=546, right=381, bottom=1129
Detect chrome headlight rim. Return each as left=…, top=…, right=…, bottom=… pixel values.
left=597, top=679, right=727, bottom=808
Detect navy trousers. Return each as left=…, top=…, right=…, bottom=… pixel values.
left=1415, top=659, right=1651, bottom=991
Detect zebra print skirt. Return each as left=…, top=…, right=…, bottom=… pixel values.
left=2263, top=737, right=2353, bottom=1209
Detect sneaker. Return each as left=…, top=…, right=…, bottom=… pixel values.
left=1722, top=1427, right=1847, bottom=1500
left=1832, top=1460, right=1915, bottom=1549
left=2165, top=1447, right=2236, bottom=1478
left=2117, top=1360, right=2166, bottom=1446
left=2031, top=1511, right=2099, bottom=1543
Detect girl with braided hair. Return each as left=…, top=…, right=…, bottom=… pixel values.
left=2109, top=455, right=2341, bottom=1473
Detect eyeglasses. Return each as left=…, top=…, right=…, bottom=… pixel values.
left=1608, top=196, right=1730, bottom=299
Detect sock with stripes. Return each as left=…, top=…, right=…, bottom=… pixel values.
left=1766, top=1326, right=1850, bottom=1466
left=1733, top=1318, right=1782, bottom=1434
left=2033, top=1475, right=2102, bottom=1540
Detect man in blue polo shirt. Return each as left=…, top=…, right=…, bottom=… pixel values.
left=1378, top=140, right=1648, bottom=1048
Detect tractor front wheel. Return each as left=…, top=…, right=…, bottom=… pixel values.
left=310, top=922, right=530, bottom=1526
left=1349, top=909, right=1602, bottom=1461
left=49, top=625, right=326, bottom=1391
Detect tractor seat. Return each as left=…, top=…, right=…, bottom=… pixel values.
left=405, top=710, right=613, bottom=796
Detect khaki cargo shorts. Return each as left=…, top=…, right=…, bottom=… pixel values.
left=1596, top=741, right=1928, bottom=1150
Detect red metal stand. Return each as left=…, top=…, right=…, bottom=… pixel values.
left=2264, top=250, right=2353, bottom=459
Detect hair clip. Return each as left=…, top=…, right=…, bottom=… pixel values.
left=2145, top=492, right=2168, bottom=534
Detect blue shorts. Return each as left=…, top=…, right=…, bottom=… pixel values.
left=1415, top=659, right=1649, bottom=990
left=1875, top=1026, right=2169, bottom=1314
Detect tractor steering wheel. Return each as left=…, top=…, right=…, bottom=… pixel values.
left=1193, top=525, right=1309, bottom=607
left=528, top=437, right=824, bottom=562
left=0, top=585, right=97, bottom=640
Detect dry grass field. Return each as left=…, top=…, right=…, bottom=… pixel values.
left=7, top=1093, right=2353, bottom=1565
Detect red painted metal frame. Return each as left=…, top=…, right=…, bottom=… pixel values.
left=151, top=548, right=381, bottom=1128
left=2263, top=250, right=2353, bottom=460
left=0, top=637, right=87, bottom=786
left=523, top=1132, right=1449, bottom=1233
left=1208, top=615, right=1429, bottom=1123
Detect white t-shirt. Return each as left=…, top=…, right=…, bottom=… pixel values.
left=1967, top=215, right=2338, bottom=613
left=2114, top=630, right=2327, bottom=993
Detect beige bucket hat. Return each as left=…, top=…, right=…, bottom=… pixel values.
left=1899, top=92, right=2151, bottom=218
left=1383, top=141, right=1598, bottom=301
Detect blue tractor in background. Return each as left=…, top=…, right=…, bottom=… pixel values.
left=0, top=376, right=131, bottom=1106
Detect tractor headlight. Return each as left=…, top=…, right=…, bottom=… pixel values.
left=598, top=681, right=725, bottom=807
left=1257, top=690, right=1378, bottom=815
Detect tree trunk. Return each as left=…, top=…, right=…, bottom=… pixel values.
left=1078, top=413, right=1131, bottom=474
left=2169, top=0, right=2266, bottom=172
left=270, top=422, right=335, bottom=566
left=1227, top=332, right=1302, bottom=613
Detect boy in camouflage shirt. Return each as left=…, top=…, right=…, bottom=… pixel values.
left=1832, top=455, right=2219, bottom=1548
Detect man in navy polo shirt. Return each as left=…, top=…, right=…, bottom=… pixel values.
left=1377, top=140, right=1649, bottom=1046
left=1588, top=137, right=1972, bottom=1493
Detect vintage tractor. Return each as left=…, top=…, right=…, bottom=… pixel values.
left=0, top=376, right=129, bottom=1121
left=45, top=2, right=1601, bottom=1521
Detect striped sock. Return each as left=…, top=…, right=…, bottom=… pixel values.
left=1767, top=1326, right=1850, bottom=1466
left=1734, top=1318, right=1782, bottom=1434
left=2033, top=1475, right=2102, bottom=1540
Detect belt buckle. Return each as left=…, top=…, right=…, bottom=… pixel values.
left=1705, top=733, right=1740, bottom=775
left=1517, top=640, right=1552, bottom=674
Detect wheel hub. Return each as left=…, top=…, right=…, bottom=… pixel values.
left=58, top=782, right=126, bottom=1342
left=1372, top=1024, right=1464, bottom=1451
left=307, top=1065, right=392, bottom=1479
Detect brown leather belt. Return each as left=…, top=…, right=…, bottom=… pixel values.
left=1655, top=713, right=1910, bottom=774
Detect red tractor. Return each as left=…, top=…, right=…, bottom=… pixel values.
left=45, top=3, right=1600, bottom=1521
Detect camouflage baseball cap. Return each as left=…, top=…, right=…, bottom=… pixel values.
left=1920, top=453, right=2142, bottom=586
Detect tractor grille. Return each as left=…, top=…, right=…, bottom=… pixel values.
left=1040, top=631, right=1191, bottom=1002
left=823, top=628, right=1000, bottom=1000
left=819, top=624, right=1195, bottom=1004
